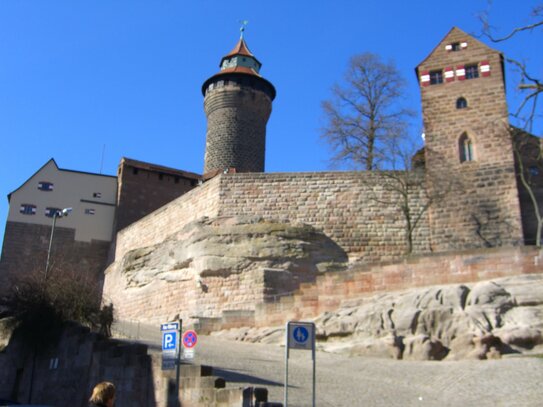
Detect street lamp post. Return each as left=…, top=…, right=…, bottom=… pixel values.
left=45, top=207, right=72, bottom=280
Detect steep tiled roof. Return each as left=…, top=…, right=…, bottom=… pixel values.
left=224, top=38, right=255, bottom=59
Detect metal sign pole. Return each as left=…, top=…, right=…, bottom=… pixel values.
left=284, top=321, right=316, bottom=407
left=175, top=319, right=182, bottom=400
left=284, top=322, right=290, bottom=407
left=312, top=328, right=316, bottom=407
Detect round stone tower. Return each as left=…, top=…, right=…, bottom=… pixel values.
left=202, top=35, right=276, bottom=175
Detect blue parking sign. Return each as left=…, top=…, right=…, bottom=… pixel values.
left=162, top=331, right=177, bottom=351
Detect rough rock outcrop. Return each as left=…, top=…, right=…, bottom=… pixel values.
left=213, top=274, right=543, bottom=360
left=121, top=216, right=348, bottom=288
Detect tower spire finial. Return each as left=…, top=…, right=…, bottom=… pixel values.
left=239, top=20, right=249, bottom=39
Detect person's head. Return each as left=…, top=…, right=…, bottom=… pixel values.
left=89, top=381, right=116, bottom=406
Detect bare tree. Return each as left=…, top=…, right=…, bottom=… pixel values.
left=512, top=127, right=543, bottom=246
left=479, top=3, right=542, bottom=133
left=321, top=53, right=413, bottom=170
left=365, top=139, right=462, bottom=254
left=479, top=3, right=543, bottom=246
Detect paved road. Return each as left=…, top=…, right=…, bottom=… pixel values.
left=115, top=322, right=543, bottom=406
left=191, top=336, right=542, bottom=407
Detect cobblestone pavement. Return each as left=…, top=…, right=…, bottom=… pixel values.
left=192, top=336, right=543, bottom=407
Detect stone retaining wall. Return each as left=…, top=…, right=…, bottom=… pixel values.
left=254, top=245, right=543, bottom=327
left=193, top=246, right=542, bottom=332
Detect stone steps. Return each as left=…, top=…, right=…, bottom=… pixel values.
left=158, top=358, right=283, bottom=407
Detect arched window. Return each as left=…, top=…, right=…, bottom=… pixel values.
left=459, top=133, right=474, bottom=162
left=456, top=97, right=467, bottom=109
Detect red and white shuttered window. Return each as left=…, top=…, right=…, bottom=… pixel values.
left=480, top=61, right=491, bottom=77
left=444, top=67, right=455, bottom=83
left=456, top=65, right=466, bottom=81
left=421, top=61, right=490, bottom=86
left=420, top=70, right=430, bottom=87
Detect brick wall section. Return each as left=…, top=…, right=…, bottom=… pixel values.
left=115, top=160, right=199, bottom=232
left=419, top=28, right=524, bottom=251
left=218, top=171, right=431, bottom=262
left=113, top=171, right=432, bottom=266
left=0, top=222, right=110, bottom=293
left=253, top=246, right=543, bottom=327
left=203, top=81, right=272, bottom=174
left=102, top=261, right=270, bottom=324
left=114, top=175, right=221, bottom=261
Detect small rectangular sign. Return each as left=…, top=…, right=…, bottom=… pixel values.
left=162, top=355, right=176, bottom=370
left=182, top=348, right=195, bottom=360
left=161, top=322, right=179, bottom=331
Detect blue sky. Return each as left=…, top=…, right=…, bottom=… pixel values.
left=1, top=0, right=541, bottom=248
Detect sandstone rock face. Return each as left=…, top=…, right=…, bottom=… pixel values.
left=214, top=274, right=543, bottom=360
left=106, top=215, right=349, bottom=322
left=120, top=216, right=348, bottom=289
left=317, top=274, right=543, bottom=360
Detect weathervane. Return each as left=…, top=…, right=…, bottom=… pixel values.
left=239, top=20, right=249, bottom=39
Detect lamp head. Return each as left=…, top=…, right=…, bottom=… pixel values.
left=60, top=207, right=73, bottom=217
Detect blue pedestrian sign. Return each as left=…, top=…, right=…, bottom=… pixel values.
left=293, top=326, right=309, bottom=344
left=287, top=321, right=314, bottom=351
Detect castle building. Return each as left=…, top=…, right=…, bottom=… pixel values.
left=0, top=159, right=117, bottom=286
left=0, top=29, right=541, bottom=305
left=114, top=158, right=201, bottom=233
left=0, top=157, right=201, bottom=289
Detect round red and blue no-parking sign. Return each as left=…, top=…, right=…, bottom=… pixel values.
left=182, top=330, right=198, bottom=348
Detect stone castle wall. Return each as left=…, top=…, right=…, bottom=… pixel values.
left=217, top=172, right=431, bottom=262
left=105, top=170, right=434, bottom=325
left=113, top=171, right=432, bottom=266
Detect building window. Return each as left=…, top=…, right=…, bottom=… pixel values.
left=430, top=70, right=443, bottom=85
left=45, top=207, right=61, bottom=218
left=85, top=208, right=95, bottom=215
left=49, top=358, right=59, bottom=370
left=20, top=204, right=37, bottom=215
left=133, top=167, right=139, bottom=175
left=38, top=182, right=54, bottom=191
left=459, top=133, right=474, bottom=163
left=456, top=97, right=468, bottom=109
left=465, top=64, right=479, bottom=80
left=93, top=192, right=102, bottom=198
